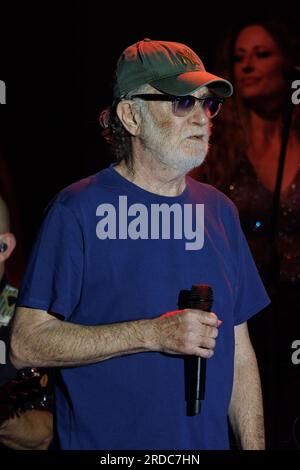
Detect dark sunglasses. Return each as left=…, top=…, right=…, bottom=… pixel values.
left=129, top=93, right=224, bottom=118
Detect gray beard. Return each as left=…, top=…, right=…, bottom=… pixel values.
left=139, top=109, right=209, bottom=175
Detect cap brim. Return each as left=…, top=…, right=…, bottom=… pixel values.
left=150, top=71, right=233, bottom=98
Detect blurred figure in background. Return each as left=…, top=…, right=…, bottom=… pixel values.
left=0, top=155, right=26, bottom=288
left=192, top=18, right=300, bottom=448
left=0, top=195, right=53, bottom=450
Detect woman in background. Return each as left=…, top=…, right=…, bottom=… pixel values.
left=193, top=18, right=300, bottom=449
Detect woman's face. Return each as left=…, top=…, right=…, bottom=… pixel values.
left=233, top=25, right=286, bottom=102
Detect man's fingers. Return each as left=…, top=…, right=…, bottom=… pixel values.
left=190, top=347, right=215, bottom=359
left=199, top=310, right=219, bottom=327
left=199, top=335, right=216, bottom=350
left=200, top=324, right=219, bottom=339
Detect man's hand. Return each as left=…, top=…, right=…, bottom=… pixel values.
left=148, top=309, right=221, bottom=357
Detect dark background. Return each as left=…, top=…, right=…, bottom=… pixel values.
left=1, top=2, right=298, bottom=253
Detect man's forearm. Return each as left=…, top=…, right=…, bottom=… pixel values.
left=10, top=308, right=155, bottom=368
left=11, top=306, right=219, bottom=370
left=228, top=351, right=265, bottom=450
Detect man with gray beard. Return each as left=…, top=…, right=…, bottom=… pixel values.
left=11, top=39, right=269, bottom=450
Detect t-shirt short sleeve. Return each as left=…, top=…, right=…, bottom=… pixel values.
left=17, top=202, right=84, bottom=320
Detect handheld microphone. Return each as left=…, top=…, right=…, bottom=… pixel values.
left=184, top=284, right=213, bottom=416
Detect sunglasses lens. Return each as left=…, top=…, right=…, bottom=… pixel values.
left=173, top=96, right=223, bottom=118
left=202, top=98, right=223, bottom=118
left=173, top=97, right=196, bottom=116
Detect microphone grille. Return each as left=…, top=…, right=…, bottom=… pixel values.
left=190, top=284, right=213, bottom=303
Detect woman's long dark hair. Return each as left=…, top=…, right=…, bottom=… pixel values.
left=196, top=18, right=300, bottom=190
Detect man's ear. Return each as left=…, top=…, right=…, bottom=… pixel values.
left=0, top=233, right=16, bottom=262
left=116, top=100, right=142, bottom=136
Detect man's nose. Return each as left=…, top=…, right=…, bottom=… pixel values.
left=189, top=101, right=209, bottom=127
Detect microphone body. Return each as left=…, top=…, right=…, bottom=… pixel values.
left=184, top=284, right=213, bottom=416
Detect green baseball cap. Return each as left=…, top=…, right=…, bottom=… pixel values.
left=113, top=38, right=233, bottom=100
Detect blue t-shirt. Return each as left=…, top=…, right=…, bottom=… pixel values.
left=17, top=164, right=270, bottom=450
